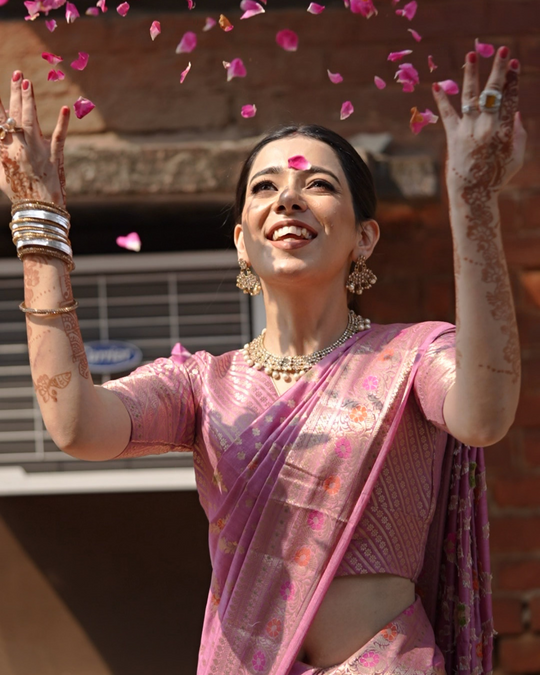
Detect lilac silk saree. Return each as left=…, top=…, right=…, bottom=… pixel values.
left=104, top=322, right=493, bottom=675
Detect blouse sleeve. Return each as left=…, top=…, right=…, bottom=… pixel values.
left=413, top=328, right=456, bottom=433
left=101, top=357, right=197, bottom=458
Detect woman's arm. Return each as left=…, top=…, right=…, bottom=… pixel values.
left=432, top=48, right=527, bottom=447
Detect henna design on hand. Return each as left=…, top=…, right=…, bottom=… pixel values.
left=0, top=145, right=40, bottom=200
left=34, top=371, right=72, bottom=403
left=58, top=268, right=73, bottom=303
left=61, top=312, right=89, bottom=379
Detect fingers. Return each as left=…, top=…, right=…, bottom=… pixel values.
left=21, top=78, right=42, bottom=146
left=500, top=59, right=520, bottom=134
left=9, top=70, right=23, bottom=126
left=51, top=106, right=70, bottom=164
left=432, top=82, right=459, bottom=134
left=461, top=51, right=480, bottom=117
left=483, top=45, right=510, bottom=96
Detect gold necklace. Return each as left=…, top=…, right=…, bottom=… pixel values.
left=242, top=310, right=371, bottom=382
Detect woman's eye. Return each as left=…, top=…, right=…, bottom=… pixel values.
left=309, top=180, right=334, bottom=190
left=251, top=180, right=276, bottom=193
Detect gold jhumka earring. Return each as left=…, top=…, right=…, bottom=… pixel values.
left=236, top=259, right=261, bottom=296
left=346, top=255, right=377, bottom=295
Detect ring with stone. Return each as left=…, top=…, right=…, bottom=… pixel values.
left=0, top=117, right=24, bottom=141
left=461, top=104, right=479, bottom=115
left=479, top=89, right=503, bottom=113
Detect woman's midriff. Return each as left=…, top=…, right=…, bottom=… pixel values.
left=297, top=574, right=415, bottom=669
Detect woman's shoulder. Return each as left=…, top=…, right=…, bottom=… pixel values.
left=366, top=321, right=455, bottom=349
left=169, top=344, right=244, bottom=377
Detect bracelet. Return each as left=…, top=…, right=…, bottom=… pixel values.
left=12, top=200, right=70, bottom=220
left=12, top=211, right=70, bottom=230
left=11, top=222, right=69, bottom=239
left=13, top=229, right=72, bottom=245
left=16, top=237, right=72, bottom=257
left=19, top=300, right=79, bottom=316
left=17, top=246, right=75, bottom=270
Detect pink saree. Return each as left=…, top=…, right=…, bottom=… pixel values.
left=104, top=322, right=493, bottom=675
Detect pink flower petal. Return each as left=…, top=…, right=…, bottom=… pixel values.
left=240, top=0, right=265, bottom=19
left=241, top=104, right=257, bottom=118
left=327, top=69, right=343, bottom=84
left=203, top=17, right=216, bottom=31
left=116, top=1, right=129, bottom=16
left=47, top=69, right=65, bottom=81
left=350, top=0, right=377, bottom=18
left=395, top=62, right=419, bottom=92
left=410, top=106, right=438, bottom=134
left=42, top=51, right=63, bottom=65
left=374, top=75, right=386, bottom=89
left=70, top=51, right=89, bottom=70
left=116, top=232, right=141, bottom=252
left=395, top=0, right=416, bottom=20
left=97, top=0, right=107, bottom=11
left=73, top=96, right=95, bottom=119
left=288, top=155, right=311, bottom=170
left=428, top=55, right=437, bottom=72
left=387, top=49, right=412, bottom=62
left=219, top=14, right=234, bottom=31
left=307, top=2, right=325, bottom=13
left=176, top=32, right=197, bottom=54
left=225, top=57, right=247, bottom=81
left=438, top=79, right=459, bottom=95
left=408, top=28, right=422, bottom=42
left=150, top=20, right=161, bottom=40
left=65, top=1, right=79, bottom=22
left=340, top=100, right=354, bottom=120
left=24, top=0, right=40, bottom=19
left=45, top=18, right=57, bottom=30
left=86, top=6, right=99, bottom=14
left=402, top=81, right=415, bottom=92
left=0, top=0, right=9, bottom=5
left=475, top=39, right=495, bottom=58
left=187, top=0, right=195, bottom=8
left=179, top=61, right=192, bottom=83
left=276, top=29, right=298, bottom=52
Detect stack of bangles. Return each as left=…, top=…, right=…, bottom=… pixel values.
left=11, top=199, right=79, bottom=317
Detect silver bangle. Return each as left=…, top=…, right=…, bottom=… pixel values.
left=12, top=209, right=70, bottom=230
left=11, top=221, right=69, bottom=239
left=16, top=238, right=73, bottom=257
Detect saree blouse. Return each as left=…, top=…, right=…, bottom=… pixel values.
left=102, top=323, right=456, bottom=584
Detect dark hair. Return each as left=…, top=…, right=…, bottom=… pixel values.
left=233, top=124, right=377, bottom=313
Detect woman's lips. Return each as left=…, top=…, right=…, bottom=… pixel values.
left=269, top=238, right=314, bottom=250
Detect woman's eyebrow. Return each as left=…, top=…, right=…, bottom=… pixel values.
left=249, top=165, right=341, bottom=185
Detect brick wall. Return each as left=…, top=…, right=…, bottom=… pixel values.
left=0, top=0, right=539, bottom=672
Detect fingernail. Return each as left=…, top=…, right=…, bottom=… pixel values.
left=467, top=51, right=477, bottom=64
left=500, top=46, right=509, bottom=59
left=432, top=82, right=440, bottom=93
left=22, top=80, right=29, bottom=91
left=12, top=71, right=21, bottom=82
left=510, top=58, right=519, bottom=70
left=62, top=106, right=70, bottom=115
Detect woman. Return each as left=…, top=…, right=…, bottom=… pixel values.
left=0, top=46, right=525, bottom=675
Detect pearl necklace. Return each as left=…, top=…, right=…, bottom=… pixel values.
left=242, top=310, right=371, bottom=382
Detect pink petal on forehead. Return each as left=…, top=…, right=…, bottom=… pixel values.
left=475, top=39, right=495, bottom=58
left=276, top=29, right=299, bottom=52
left=387, top=49, right=412, bottom=62
left=42, top=51, right=63, bottom=65
left=150, top=20, right=161, bottom=40
left=288, top=155, right=311, bottom=170
left=327, top=70, right=343, bottom=84
left=428, top=54, right=438, bottom=72
left=180, top=61, right=192, bottom=83
left=45, top=18, right=57, bottom=30
left=307, top=2, right=325, bottom=13
left=65, top=2, right=79, bottom=23
left=350, top=0, right=377, bottom=18
left=73, top=96, right=95, bottom=119
left=225, top=58, right=247, bottom=81
left=203, top=17, right=216, bottom=30
left=71, top=52, right=89, bottom=71
left=116, top=232, right=141, bottom=252
left=340, top=101, right=354, bottom=120
left=438, top=79, right=459, bottom=95
left=395, top=0, right=417, bottom=20
left=408, top=28, right=422, bottom=42
left=241, top=104, right=257, bottom=118
left=116, top=1, right=129, bottom=16
left=240, top=0, right=265, bottom=19
left=410, top=107, right=438, bottom=135
left=374, top=76, right=386, bottom=89
left=176, top=31, right=197, bottom=53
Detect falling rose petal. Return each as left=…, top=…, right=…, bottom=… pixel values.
left=219, top=14, right=234, bottom=31
left=42, top=51, right=63, bottom=65
left=45, top=18, right=57, bottom=30
left=438, top=79, right=459, bottom=95
left=116, top=232, right=141, bottom=252
left=97, top=0, right=107, bottom=10
left=71, top=51, right=89, bottom=70
left=149, top=20, right=161, bottom=40
left=116, top=1, right=129, bottom=16
left=340, top=100, right=354, bottom=120
left=240, top=0, right=265, bottom=19
left=408, top=28, right=422, bottom=42
left=24, top=0, right=40, bottom=19
left=288, top=155, right=311, bottom=170
left=225, top=57, right=247, bottom=81
left=307, top=2, right=325, bottom=13
left=47, top=69, right=65, bottom=81
left=395, top=0, right=416, bottom=20
left=187, top=0, right=195, bottom=8
left=176, top=31, right=197, bottom=54
left=203, top=16, right=216, bottom=30
left=374, top=75, right=386, bottom=89
left=86, top=7, right=99, bottom=14
left=327, top=70, right=343, bottom=84
left=65, top=2, right=79, bottom=22
left=387, top=49, right=412, bottom=62
left=475, top=39, right=495, bottom=58
left=0, top=0, right=9, bottom=5
left=394, top=62, right=419, bottom=92
left=428, top=54, right=438, bottom=72
left=73, top=96, right=95, bottom=119
left=350, top=0, right=377, bottom=18
left=179, top=61, right=191, bottom=83
left=276, top=29, right=298, bottom=52
left=241, top=104, right=257, bottom=118
left=410, top=106, right=438, bottom=134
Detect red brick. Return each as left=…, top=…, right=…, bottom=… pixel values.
left=503, top=235, right=540, bottom=267
left=521, top=355, right=540, bottom=390
left=519, top=36, right=540, bottom=73
left=518, top=312, right=540, bottom=349
left=499, top=194, right=524, bottom=232
left=497, top=560, right=540, bottom=591
left=515, top=392, right=540, bottom=427
left=521, top=271, right=540, bottom=310
left=422, top=280, right=454, bottom=321
left=487, top=1, right=540, bottom=35
left=531, top=596, right=540, bottom=632
left=523, top=193, right=540, bottom=231
left=490, top=516, right=540, bottom=552
left=493, top=597, right=523, bottom=634
left=361, top=279, right=423, bottom=324
left=524, top=430, right=540, bottom=468
left=484, top=433, right=518, bottom=475
left=499, top=633, right=540, bottom=673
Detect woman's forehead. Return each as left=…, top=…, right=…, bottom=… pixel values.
left=249, top=137, right=343, bottom=177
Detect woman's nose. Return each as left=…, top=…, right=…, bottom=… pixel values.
left=274, top=187, right=306, bottom=213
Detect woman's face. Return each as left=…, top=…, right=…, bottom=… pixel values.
left=235, top=136, right=372, bottom=291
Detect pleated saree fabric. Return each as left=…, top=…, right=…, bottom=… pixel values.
left=103, top=322, right=493, bottom=675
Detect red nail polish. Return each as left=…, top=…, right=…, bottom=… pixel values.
left=12, top=71, right=21, bottom=82
left=500, top=46, right=509, bottom=59
left=432, top=82, right=440, bottom=92
left=22, top=80, right=29, bottom=91
left=510, top=58, right=519, bottom=70
left=467, top=51, right=477, bottom=64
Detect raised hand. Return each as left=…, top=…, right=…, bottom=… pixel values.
left=0, top=72, right=70, bottom=207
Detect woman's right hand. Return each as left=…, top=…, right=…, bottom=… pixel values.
left=0, top=71, right=70, bottom=207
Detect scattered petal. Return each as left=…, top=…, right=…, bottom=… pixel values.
left=73, top=96, right=95, bottom=119
left=288, top=155, right=311, bottom=170
left=179, top=61, right=192, bottom=83
left=47, top=69, right=65, bottom=81
left=240, top=0, right=265, bottom=19
left=150, top=20, right=161, bottom=40
left=475, top=38, right=495, bottom=58
left=0, top=0, right=9, bottom=5
left=219, top=14, right=234, bottom=31
left=42, top=51, right=63, bottom=65
left=307, top=2, right=325, bottom=13
left=340, top=100, right=354, bottom=120
left=24, top=0, right=40, bottom=19
left=276, top=29, right=298, bottom=52
left=395, top=0, right=416, bottom=20
left=97, top=0, right=107, bottom=10
left=116, top=232, right=141, bottom=252
left=70, top=51, right=89, bottom=70
left=374, top=75, right=386, bottom=89
left=387, top=49, right=412, bottom=62
left=438, top=79, right=459, bottom=95
left=410, top=106, right=438, bottom=134
left=45, top=18, right=57, bottom=30
left=176, top=31, right=197, bottom=54
left=394, top=62, right=419, bottom=92
left=203, top=16, right=216, bottom=30
left=350, top=0, right=377, bottom=18
left=86, top=6, right=99, bottom=14
left=327, top=69, right=343, bottom=83
left=241, top=104, right=257, bottom=118
left=225, top=57, right=247, bottom=81
left=428, top=54, right=437, bottom=72
left=116, top=1, right=129, bottom=16
left=343, top=0, right=349, bottom=7
left=187, top=0, right=195, bottom=8
left=408, top=28, right=422, bottom=42
left=65, top=1, right=79, bottom=22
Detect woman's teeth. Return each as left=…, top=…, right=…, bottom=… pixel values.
left=271, top=225, right=314, bottom=241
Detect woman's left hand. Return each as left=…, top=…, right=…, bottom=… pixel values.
left=432, top=46, right=527, bottom=196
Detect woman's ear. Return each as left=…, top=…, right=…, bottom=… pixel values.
left=355, top=219, right=380, bottom=259
left=234, top=224, right=249, bottom=262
